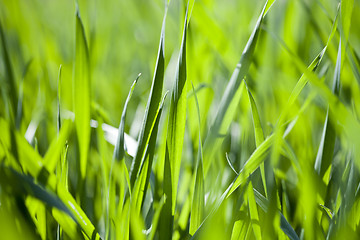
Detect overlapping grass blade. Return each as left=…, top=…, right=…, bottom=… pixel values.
left=0, top=119, right=101, bottom=239
left=203, top=0, right=276, bottom=175
left=314, top=40, right=341, bottom=179
left=129, top=10, right=167, bottom=189
left=160, top=6, right=189, bottom=238
left=74, top=7, right=91, bottom=179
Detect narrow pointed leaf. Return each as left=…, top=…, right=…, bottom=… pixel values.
left=74, top=8, right=91, bottom=179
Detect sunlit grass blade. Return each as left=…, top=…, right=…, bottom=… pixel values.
left=247, top=181, right=261, bottom=240
left=190, top=83, right=205, bottom=235
left=129, top=10, right=167, bottom=189
left=113, top=74, right=140, bottom=162
left=203, top=0, right=276, bottom=175
left=74, top=7, right=91, bottom=180
left=0, top=165, right=74, bottom=219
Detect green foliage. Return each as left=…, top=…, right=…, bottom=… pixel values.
left=1, top=0, right=360, bottom=239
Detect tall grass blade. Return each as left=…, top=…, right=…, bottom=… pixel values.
left=129, top=10, right=167, bottom=189
left=74, top=7, right=91, bottom=179
left=203, top=0, right=276, bottom=175
left=166, top=4, right=188, bottom=214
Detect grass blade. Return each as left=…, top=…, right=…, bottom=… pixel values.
left=129, top=10, right=167, bottom=189
left=203, top=0, right=276, bottom=175
left=314, top=40, right=341, bottom=178
left=74, top=7, right=91, bottom=179
left=160, top=6, right=189, bottom=238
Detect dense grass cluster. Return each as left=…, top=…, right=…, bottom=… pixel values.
left=1, top=0, right=360, bottom=239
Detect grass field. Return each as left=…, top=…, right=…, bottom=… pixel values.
left=1, top=0, right=360, bottom=239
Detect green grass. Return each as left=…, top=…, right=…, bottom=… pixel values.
left=1, top=0, right=360, bottom=239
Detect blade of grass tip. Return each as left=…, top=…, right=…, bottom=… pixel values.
left=314, top=40, right=341, bottom=179
left=113, top=74, right=140, bottom=162
left=0, top=20, right=18, bottom=119
left=167, top=3, right=188, bottom=215
left=159, top=6, right=189, bottom=238
left=190, top=82, right=205, bottom=235
left=203, top=0, right=276, bottom=175
left=129, top=9, right=167, bottom=190
left=107, top=75, right=139, bottom=239
left=244, top=80, right=267, bottom=197
left=16, top=60, right=32, bottom=130
left=57, top=65, right=62, bottom=134
left=74, top=5, right=91, bottom=180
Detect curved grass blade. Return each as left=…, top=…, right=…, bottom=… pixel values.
left=113, top=74, right=140, bottom=162
left=74, top=7, right=91, bottom=180
left=129, top=10, right=167, bottom=189
left=203, top=0, right=276, bottom=175
left=190, top=83, right=205, bottom=235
